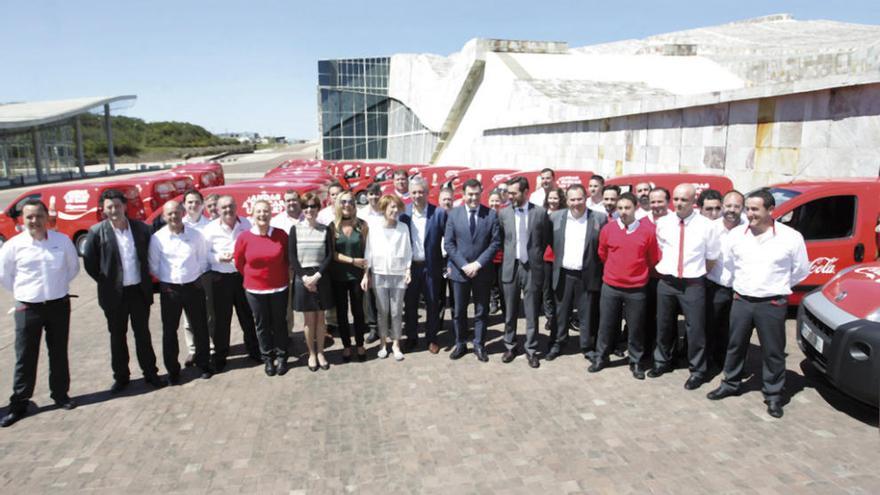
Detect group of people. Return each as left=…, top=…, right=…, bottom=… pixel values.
left=0, top=167, right=809, bottom=427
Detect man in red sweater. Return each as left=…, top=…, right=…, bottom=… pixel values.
left=590, top=192, right=661, bottom=379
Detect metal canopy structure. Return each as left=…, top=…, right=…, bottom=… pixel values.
left=0, top=95, right=136, bottom=184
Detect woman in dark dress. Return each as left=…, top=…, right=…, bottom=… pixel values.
left=329, top=191, right=369, bottom=363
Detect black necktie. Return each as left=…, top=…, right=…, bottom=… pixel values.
left=469, top=209, right=476, bottom=236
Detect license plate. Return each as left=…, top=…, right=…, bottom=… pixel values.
left=801, top=322, right=824, bottom=354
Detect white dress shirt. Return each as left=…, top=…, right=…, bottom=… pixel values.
left=357, top=206, right=385, bottom=230
left=316, top=205, right=335, bottom=226
left=514, top=205, right=529, bottom=263
left=270, top=211, right=300, bottom=234
left=183, top=213, right=210, bottom=232
left=616, top=217, right=641, bottom=235
left=203, top=216, right=252, bottom=273
left=654, top=210, right=719, bottom=279
left=529, top=188, right=547, bottom=207
left=729, top=222, right=810, bottom=298
left=561, top=210, right=589, bottom=270
left=706, top=217, right=746, bottom=288
left=113, top=224, right=141, bottom=286
left=409, top=206, right=428, bottom=262
left=586, top=197, right=606, bottom=214
left=148, top=225, right=209, bottom=284
left=0, top=230, right=79, bottom=303
left=635, top=207, right=650, bottom=220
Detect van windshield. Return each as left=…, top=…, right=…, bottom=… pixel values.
left=768, top=188, right=800, bottom=207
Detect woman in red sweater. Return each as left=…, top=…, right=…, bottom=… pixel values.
left=590, top=192, right=661, bottom=379
left=234, top=200, right=291, bottom=377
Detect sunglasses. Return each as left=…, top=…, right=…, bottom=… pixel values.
left=303, top=204, right=320, bottom=210
left=340, top=199, right=354, bottom=205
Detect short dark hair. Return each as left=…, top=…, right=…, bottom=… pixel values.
left=100, top=188, right=127, bottom=205
left=589, top=174, right=605, bottom=186
left=603, top=185, right=621, bottom=195
left=327, top=181, right=345, bottom=192
left=21, top=198, right=48, bottom=214
left=183, top=189, right=203, bottom=202
left=746, top=188, right=775, bottom=209
left=650, top=187, right=670, bottom=201
left=366, top=183, right=382, bottom=195
left=540, top=168, right=555, bottom=177
left=723, top=189, right=745, bottom=203
left=697, top=188, right=722, bottom=207
left=566, top=183, right=586, bottom=196
left=439, top=186, right=454, bottom=197
left=462, top=178, right=482, bottom=191
left=392, top=169, right=408, bottom=178
left=617, top=192, right=638, bottom=206
left=507, top=176, right=529, bottom=192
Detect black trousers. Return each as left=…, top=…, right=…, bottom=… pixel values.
left=542, top=261, right=557, bottom=334
left=404, top=261, right=442, bottom=344
left=106, top=286, right=158, bottom=382
left=721, top=294, right=788, bottom=401
left=644, top=277, right=658, bottom=358
left=212, top=271, right=259, bottom=361
left=502, top=262, right=540, bottom=356
left=334, top=279, right=367, bottom=348
left=596, top=283, right=648, bottom=367
left=706, top=280, right=734, bottom=370
left=452, top=278, right=490, bottom=348
left=551, top=269, right=598, bottom=354
left=160, top=282, right=210, bottom=375
left=245, top=289, right=290, bottom=360
left=9, top=297, right=71, bottom=409
left=364, top=288, right=378, bottom=331
left=654, top=277, right=707, bottom=377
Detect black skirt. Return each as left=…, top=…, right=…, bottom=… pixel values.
left=292, top=266, right=334, bottom=311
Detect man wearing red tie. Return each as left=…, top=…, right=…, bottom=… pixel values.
left=650, top=183, right=719, bottom=390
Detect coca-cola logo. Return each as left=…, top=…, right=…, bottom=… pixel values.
left=63, top=189, right=89, bottom=205
left=810, top=257, right=838, bottom=274
left=853, top=266, right=880, bottom=283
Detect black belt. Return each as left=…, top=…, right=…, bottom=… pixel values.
left=734, top=292, right=785, bottom=303
left=411, top=260, right=426, bottom=265
left=562, top=268, right=582, bottom=276
left=160, top=281, right=200, bottom=289
left=19, top=295, right=69, bottom=306
left=659, top=274, right=704, bottom=286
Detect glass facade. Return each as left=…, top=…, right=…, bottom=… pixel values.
left=0, top=122, right=78, bottom=182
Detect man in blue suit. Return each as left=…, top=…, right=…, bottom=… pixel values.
left=400, top=176, right=448, bottom=354
left=444, top=178, right=501, bottom=362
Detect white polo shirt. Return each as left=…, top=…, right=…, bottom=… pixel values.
left=654, top=210, right=719, bottom=279
left=729, top=221, right=810, bottom=298
left=0, top=230, right=79, bottom=303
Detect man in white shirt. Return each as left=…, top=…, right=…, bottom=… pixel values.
left=83, top=189, right=162, bottom=394
left=698, top=189, right=723, bottom=221
left=181, top=189, right=212, bottom=367
left=647, top=187, right=670, bottom=224
left=586, top=175, right=607, bottom=213
left=650, top=183, right=720, bottom=390
left=0, top=199, right=80, bottom=427
left=149, top=200, right=213, bottom=383
left=547, top=184, right=608, bottom=361
left=705, top=190, right=745, bottom=372
left=528, top=168, right=555, bottom=206
left=634, top=182, right=652, bottom=220
left=203, top=195, right=260, bottom=371
left=204, top=193, right=220, bottom=221
left=270, top=189, right=302, bottom=235
left=707, top=189, right=809, bottom=419
left=602, top=185, right=621, bottom=220
left=316, top=181, right=344, bottom=226
left=392, top=169, right=412, bottom=205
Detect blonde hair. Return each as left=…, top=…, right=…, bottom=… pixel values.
left=377, top=194, right=404, bottom=214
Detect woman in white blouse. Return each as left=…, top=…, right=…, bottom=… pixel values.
left=361, top=194, right=411, bottom=361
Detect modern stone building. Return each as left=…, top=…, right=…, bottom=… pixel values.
left=317, top=14, right=880, bottom=190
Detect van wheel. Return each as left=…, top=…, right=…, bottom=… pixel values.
left=356, top=190, right=368, bottom=206
left=74, top=232, right=88, bottom=257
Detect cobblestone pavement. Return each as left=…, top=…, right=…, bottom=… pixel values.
left=0, top=269, right=877, bottom=494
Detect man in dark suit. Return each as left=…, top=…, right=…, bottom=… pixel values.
left=83, top=189, right=163, bottom=393
left=498, top=176, right=550, bottom=368
left=444, top=178, right=501, bottom=362
left=400, top=176, right=448, bottom=354
left=547, top=183, right=607, bottom=361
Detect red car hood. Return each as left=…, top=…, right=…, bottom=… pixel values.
left=821, top=262, right=880, bottom=320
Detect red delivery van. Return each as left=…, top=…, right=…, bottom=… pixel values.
left=606, top=173, right=734, bottom=198
left=171, top=162, right=225, bottom=189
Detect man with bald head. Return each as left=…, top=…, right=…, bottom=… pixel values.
left=650, top=183, right=719, bottom=390
left=149, top=200, right=213, bottom=383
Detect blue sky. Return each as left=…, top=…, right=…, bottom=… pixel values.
left=3, top=1, right=878, bottom=140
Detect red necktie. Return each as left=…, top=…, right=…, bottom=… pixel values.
left=677, top=218, right=685, bottom=278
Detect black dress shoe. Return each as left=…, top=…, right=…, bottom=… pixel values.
left=449, top=345, right=467, bottom=360
left=264, top=361, right=277, bottom=376
left=588, top=359, right=607, bottom=373
left=545, top=349, right=560, bottom=361
left=631, top=366, right=646, bottom=380
left=0, top=409, right=26, bottom=427
left=404, top=339, right=419, bottom=352
left=144, top=375, right=165, bottom=389
left=527, top=354, right=540, bottom=369
left=766, top=400, right=784, bottom=418
left=501, top=350, right=516, bottom=363
left=319, top=361, right=330, bottom=371
left=357, top=350, right=367, bottom=362
left=276, top=358, right=289, bottom=376
left=706, top=386, right=741, bottom=401
left=110, top=379, right=130, bottom=394
left=54, top=397, right=77, bottom=410
left=365, top=330, right=379, bottom=344
left=647, top=365, right=672, bottom=378
left=166, top=373, right=181, bottom=386
left=474, top=347, right=489, bottom=362
left=212, top=358, right=227, bottom=373
left=683, top=375, right=704, bottom=390
left=200, top=370, right=213, bottom=380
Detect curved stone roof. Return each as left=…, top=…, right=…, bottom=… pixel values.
left=0, top=95, right=137, bottom=130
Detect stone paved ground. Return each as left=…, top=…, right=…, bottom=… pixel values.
left=0, top=269, right=877, bottom=494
